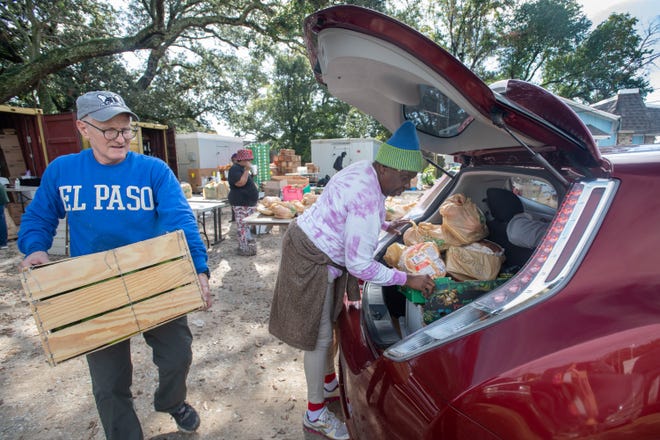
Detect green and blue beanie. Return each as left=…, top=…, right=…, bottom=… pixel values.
left=375, top=121, right=424, bottom=173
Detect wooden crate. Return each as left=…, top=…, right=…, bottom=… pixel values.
left=20, top=230, right=205, bottom=366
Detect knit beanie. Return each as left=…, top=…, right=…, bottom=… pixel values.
left=375, top=121, right=424, bottom=172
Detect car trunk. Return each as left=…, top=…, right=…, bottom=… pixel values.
left=362, top=165, right=615, bottom=352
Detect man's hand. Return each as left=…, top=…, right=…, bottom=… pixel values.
left=20, top=251, right=49, bottom=271
left=198, top=272, right=212, bottom=310
left=405, top=274, right=436, bottom=298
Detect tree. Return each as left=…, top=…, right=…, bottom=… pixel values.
left=0, top=0, right=278, bottom=105
left=402, top=0, right=512, bottom=76
left=225, top=52, right=385, bottom=161
left=543, top=13, right=656, bottom=102
left=497, top=0, right=590, bottom=82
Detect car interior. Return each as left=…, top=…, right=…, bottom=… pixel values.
left=372, top=166, right=562, bottom=343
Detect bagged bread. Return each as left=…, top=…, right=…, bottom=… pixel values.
left=385, top=198, right=417, bottom=221
left=384, top=243, right=406, bottom=268
left=292, top=200, right=306, bottom=214
left=302, top=193, right=318, bottom=206
left=403, top=221, right=449, bottom=251
left=399, top=242, right=447, bottom=278
left=180, top=182, right=193, bottom=199
left=271, top=202, right=296, bottom=219
left=439, top=194, right=488, bottom=246
left=445, top=240, right=504, bottom=281
left=262, top=196, right=282, bottom=207
left=256, top=203, right=274, bottom=216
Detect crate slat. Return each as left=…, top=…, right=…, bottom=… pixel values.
left=33, top=258, right=198, bottom=331
left=46, top=284, right=203, bottom=365
left=46, top=304, right=142, bottom=364
left=22, top=232, right=190, bottom=300
left=20, top=231, right=205, bottom=366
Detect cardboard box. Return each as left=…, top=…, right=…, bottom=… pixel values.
left=262, top=179, right=287, bottom=197
left=2, top=148, right=23, bottom=161
left=20, top=231, right=205, bottom=366
left=0, top=134, right=20, bottom=150
left=187, top=168, right=218, bottom=192
left=4, top=206, right=17, bottom=240
left=6, top=202, right=23, bottom=225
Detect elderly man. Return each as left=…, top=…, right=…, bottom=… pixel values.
left=269, top=121, right=436, bottom=439
left=18, top=91, right=212, bottom=439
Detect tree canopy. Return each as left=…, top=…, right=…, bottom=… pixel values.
left=1, top=0, right=657, bottom=154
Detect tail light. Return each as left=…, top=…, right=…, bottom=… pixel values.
left=385, top=179, right=618, bottom=361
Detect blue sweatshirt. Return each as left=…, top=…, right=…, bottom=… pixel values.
left=18, top=149, right=208, bottom=274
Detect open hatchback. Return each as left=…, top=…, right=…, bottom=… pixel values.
left=304, top=5, right=660, bottom=440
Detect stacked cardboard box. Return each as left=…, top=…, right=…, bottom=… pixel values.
left=272, top=149, right=301, bottom=176
left=306, top=162, right=320, bottom=174
left=0, top=134, right=26, bottom=179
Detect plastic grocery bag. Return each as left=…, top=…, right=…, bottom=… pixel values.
left=384, top=242, right=406, bottom=268
left=403, top=221, right=449, bottom=251
left=439, top=194, right=488, bottom=246
left=445, top=240, right=505, bottom=281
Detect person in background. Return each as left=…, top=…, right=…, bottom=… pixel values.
left=269, top=121, right=436, bottom=440
left=17, top=90, right=212, bottom=440
left=332, top=151, right=347, bottom=173
left=227, top=148, right=259, bottom=256
left=0, top=182, right=8, bottom=249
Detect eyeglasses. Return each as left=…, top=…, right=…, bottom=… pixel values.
left=83, top=120, right=138, bottom=141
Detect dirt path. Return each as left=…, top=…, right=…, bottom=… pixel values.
left=0, top=215, right=335, bottom=439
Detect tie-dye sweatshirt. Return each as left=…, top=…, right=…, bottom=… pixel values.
left=296, top=160, right=407, bottom=286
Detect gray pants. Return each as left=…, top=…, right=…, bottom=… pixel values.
left=86, top=316, right=193, bottom=440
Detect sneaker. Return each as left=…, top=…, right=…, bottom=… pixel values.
left=324, top=383, right=340, bottom=403
left=170, top=402, right=200, bottom=433
left=303, top=407, right=349, bottom=440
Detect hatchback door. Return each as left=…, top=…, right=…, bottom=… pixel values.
left=304, top=5, right=609, bottom=177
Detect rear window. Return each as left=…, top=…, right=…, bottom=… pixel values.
left=511, top=177, right=557, bottom=209
left=403, top=85, right=473, bottom=138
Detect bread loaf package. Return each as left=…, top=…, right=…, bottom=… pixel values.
left=399, top=242, right=447, bottom=278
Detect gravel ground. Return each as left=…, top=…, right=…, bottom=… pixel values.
left=0, top=209, right=338, bottom=439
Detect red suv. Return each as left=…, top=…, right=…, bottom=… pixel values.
left=304, top=5, right=660, bottom=439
